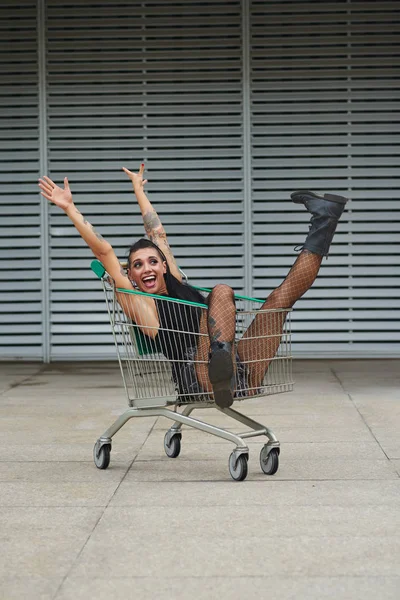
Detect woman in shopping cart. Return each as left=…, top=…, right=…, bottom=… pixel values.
left=38, top=164, right=347, bottom=408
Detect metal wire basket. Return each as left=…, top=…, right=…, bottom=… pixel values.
left=102, top=277, right=293, bottom=408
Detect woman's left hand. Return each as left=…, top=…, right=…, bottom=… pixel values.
left=122, top=164, right=148, bottom=190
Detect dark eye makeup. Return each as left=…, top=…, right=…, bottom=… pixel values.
left=132, top=256, right=159, bottom=269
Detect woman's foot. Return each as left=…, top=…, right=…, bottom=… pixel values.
left=291, top=190, right=348, bottom=206
left=208, top=341, right=234, bottom=408
left=290, top=190, right=349, bottom=257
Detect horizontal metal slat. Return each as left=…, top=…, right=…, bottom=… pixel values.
left=48, top=71, right=243, bottom=83
left=290, top=343, right=400, bottom=356
left=47, top=27, right=241, bottom=41
left=251, top=1, right=399, bottom=13
left=0, top=303, right=41, bottom=313
left=292, top=310, right=400, bottom=321
left=48, top=59, right=242, bottom=75
left=291, top=321, right=399, bottom=332
left=289, top=299, right=400, bottom=309
left=48, top=92, right=242, bottom=107
left=47, top=14, right=241, bottom=27
left=47, top=37, right=242, bottom=52
left=252, top=67, right=399, bottom=79
left=49, top=348, right=115, bottom=358
left=1, top=281, right=42, bottom=291
left=50, top=234, right=243, bottom=249
left=253, top=266, right=400, bottom=277
left=252, top=101, right=400, bottom=114
left=49, top=48, right=243, bottom=63
left=47, top=2, right=241, bottom=16
left=253, top=286, right=400, bottom=299
left=252, top=178, right=398, bottom=189
left=1, top=324, right=42, bottom=333
left=251, top=22, right=399, bottom=35
left=291, top=332, right=400, bottom=342
left=252, top=79, right=400, bottom=91
left=0, top=347, right=43, bottom=358
left=48, top=158, right=243, bottom=172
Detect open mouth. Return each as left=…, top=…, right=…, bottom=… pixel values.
left=141, top=275, right=157, bottom=290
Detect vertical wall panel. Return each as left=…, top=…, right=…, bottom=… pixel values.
left=46, top=0, right=244, bottom=358
left=250, top=0, right=400, bottom=356
left=0, top=1, right=42, bottom=359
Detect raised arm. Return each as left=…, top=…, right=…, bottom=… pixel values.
left=122, top=164, right=182, bottom=282
left=38, top=175, right=132, bottom=289
left=38, top=175, right=160, bottom=336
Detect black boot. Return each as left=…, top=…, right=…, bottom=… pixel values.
left=291, top=190, right=349, bottom=257
left=208, top=341, right=234, bottom=409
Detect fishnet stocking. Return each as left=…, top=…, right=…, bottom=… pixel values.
left=194, top=284, right=236, bottom=393
left=237, top=250, right=323, bottom=391
left=207, top=284, right=236, bottom=344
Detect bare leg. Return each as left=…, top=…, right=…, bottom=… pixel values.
left=237, top=250, right=322, bottom=391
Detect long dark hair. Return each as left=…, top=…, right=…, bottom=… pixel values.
left=127, top=238, right=206, bottom=304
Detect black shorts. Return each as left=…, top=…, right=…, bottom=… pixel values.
left=175, top=346, right=248, bottom=402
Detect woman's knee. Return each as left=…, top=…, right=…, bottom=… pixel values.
left=210, top=283, right=234, bottom=301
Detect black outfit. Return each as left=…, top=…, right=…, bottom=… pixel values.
left=155, top=296, right=203, bottom=362
left=154, top=294, right=207, bottom=401
left=152, top=292, right=248, bottom=401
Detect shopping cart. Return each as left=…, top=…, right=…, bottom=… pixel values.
left=91, top=259, right=293, bottom=481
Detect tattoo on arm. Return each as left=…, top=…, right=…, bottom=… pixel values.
left=162, top=237, right=172, bottom=252
left=143, top=211, right=162, bottom=235
left=148, top=229, right=159, bottom=245
left=81, top=214, right=94, bottom=231
left=81, top=213, right=103, bottom=240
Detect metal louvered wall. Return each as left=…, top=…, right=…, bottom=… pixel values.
left=250, top=0, right=400, bottom=357
left=0, top=1, right=43, bottom=359
left=0, top=0, right=399, bottom=361
left=46, top=0, right=244, bottom=358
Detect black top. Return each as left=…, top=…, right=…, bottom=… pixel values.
left=155, top=295, right=203, bottom=361
left=153, top=291, right=206, bottom=396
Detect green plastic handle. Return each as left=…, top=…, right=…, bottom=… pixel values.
left=91, top=259, right=106, bottom=279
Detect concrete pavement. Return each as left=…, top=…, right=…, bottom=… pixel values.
left=0, top=359, right=399, bottom=599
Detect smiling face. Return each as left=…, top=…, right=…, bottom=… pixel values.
left=128, top=247, right=168, bottom=294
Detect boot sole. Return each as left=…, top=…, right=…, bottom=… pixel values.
left=208, top=348, right=234, bottom=409
left=291, top=190, right=348, bottom=205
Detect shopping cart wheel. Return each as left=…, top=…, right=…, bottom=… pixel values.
left=164, top=432, right=181, bottom=458
left=260, top=446, right=279, bottom=475
left=228, top=452, right=248, bottom=481
left=93, top=442, right=111, bottom=469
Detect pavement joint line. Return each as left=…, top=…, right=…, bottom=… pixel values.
left=0, top=363, right=46, bottom=397
left=47, top=575, right=400, bottom=580
left=51, top=416, right=159, bottom=600
left=115, top=478, right=399, bottom=483
left=329, top=367, right=397, bottom=467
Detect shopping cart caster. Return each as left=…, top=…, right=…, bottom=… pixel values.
left=93, top=440, right=111, bottom=469
left=260, top=445, right=280, bottom=475
left=228, top=451, right=249, bottom=481
left=164, top=431, right=181, bottom=458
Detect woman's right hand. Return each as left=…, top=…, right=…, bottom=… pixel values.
left=122, top=164, right=148, bottom=191
left=38, top=176, right=73, bottom=212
